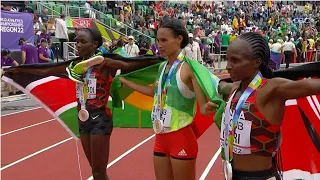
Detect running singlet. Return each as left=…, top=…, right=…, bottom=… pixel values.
left=152, top=60, right=196, bottom=133
left=226, top=79, right=281, bottom=156
left=76, top=65, right=112, bottom=116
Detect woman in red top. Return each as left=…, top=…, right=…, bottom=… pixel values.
left=205, top=32, right=320, bottom=179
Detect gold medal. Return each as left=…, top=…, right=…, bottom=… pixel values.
left=153, top=119, right=163, bottom=134
left=78, top=109, right=89, bottom=122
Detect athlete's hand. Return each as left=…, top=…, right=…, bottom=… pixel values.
left=119, top=77, right=129, bottom=87
left=119, top=77, right=126, bottom=83
left=204, top=101, right=219, bottom=115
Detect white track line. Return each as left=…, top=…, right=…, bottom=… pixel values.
left=87, top=134, right=155, bottom=180
left=0, top=137, right=73, bottom=171
left=1, top=106, right=42, bottom=117
left=1, top=119, right=55, bottom=136
left=199, top=147, right=222, bottom=180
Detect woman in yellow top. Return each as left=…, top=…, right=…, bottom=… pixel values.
left=232, top=16, right=238, bottom=30
left=304, top=4, right=310, bottom=14
left=302, top=37, right=308, bottom=62
left=266, top=0, right=272, bottom=16
left=230, top=31, right=237, bottom=42
left=307, top=36, right=315, bottom=62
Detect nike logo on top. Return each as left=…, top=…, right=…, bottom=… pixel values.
left=178, top=149, right=187, bottom=156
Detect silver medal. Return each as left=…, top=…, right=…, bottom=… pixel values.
left=78, top=109, right=89, bottom=122
left=223, top=160, right=233, bottom=180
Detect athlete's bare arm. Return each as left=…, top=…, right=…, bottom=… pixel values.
left=117, top=61, right=166, bottom=97
left=119, top=77, right=155, bottom=97
left=218, top=81, right=240, bottom=97
left=99, top=57, right=160, bottom=74
left=5, top=60, right=80, bottom=76
left=270, top=78, right=320, bottom=101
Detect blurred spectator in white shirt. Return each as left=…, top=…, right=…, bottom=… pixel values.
left=182, top=33, right=202, bottom=62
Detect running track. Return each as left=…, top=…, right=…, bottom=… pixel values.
left=1, top=107, right=224, bottom=180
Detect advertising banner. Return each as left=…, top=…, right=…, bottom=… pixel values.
left=0, top=11, right=34, bottom=51
left=66, top=18, right=92, bottom=29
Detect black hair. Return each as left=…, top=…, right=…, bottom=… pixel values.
left=1, top=49, right=10, bottom=56
left=79, top=28, right=103, bottom=48
left=159, top=19, right=189, bottom=49
left=238, top=32, right=274, bottom=79
left=40, top=38, right=48, bottom=43
left=18, top=37, right=26, bottom=45
left=19, top=37, right=26, bottom=42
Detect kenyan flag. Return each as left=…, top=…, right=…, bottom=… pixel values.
left=2, top=75, right=81, bottom=138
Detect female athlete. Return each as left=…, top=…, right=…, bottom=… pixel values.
left=6, top=28, right=158, bottom=180
left=207, top=32, right=320, bottom=180
left=119, top=19, right=215, bottom=180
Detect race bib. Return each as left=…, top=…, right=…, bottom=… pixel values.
left=150, top=106, right=172, bottom=127
left=76, top=77, right=97, bottom=99
left=220, top=114, right=252, bottom=155
left=161, top=107, right=172, bottom=127
left=151, top=105, right=158, bottom=121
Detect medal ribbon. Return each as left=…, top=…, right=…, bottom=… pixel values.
left=77, top=53, right=99, bottom=110
left=78, top=67, right=93, bottom=110
left=155, top=52, right=184, bottom=121
left=224, top=72, right=263, bottom=162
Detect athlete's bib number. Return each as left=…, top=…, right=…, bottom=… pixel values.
left=220, top=113, right=252, bottom=155
left=151, top=106, right=172, bottom=127
left=151, top=105, right=158, bottom=121
left=76, top=78, right=97, bottom=99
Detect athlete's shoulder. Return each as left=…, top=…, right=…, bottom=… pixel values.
left=264, top=78, right=292, bottom=89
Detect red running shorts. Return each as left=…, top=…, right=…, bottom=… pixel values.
left=153, top=125, right=198, bottom=159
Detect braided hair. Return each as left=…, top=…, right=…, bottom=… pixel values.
left=238, top=32, right=274, bottom=79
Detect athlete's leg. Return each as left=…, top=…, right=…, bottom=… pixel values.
left=170, top=158, right=196, bottom=180
left=90, top=112, right=113, bottom=180
left=169, top=125, right=198, bottom=180
left=80, top=135, right=92, bottom=166
left=153, top=133, right=174, bottom=180
left=90, top=134, right=111, bottom=180
left=79, top=118, right=93, bottom=166
left=154, top=155, right=174, bottom=180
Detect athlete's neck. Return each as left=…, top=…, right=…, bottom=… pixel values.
left=83, top=52, right=96, bottom=60
left=239, top=71, right=260, bottom=92
left=167, top=50, right=181, bottom=65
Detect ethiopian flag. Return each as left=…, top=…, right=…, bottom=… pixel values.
left=109, top=58, right=226, bottom=137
